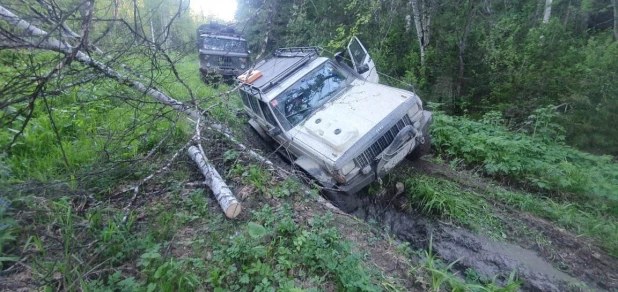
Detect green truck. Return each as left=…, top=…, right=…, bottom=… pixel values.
left=196, top=23, right=250, bottom=83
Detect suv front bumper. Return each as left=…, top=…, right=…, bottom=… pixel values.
left=199, top=67, right=242, bottom=78
left=337, top=131, right=419, bottom=195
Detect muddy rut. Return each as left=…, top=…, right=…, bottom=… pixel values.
left=240, top=126, right=618, bottom=291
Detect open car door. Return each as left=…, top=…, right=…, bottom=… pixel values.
left=347, top=36, right=379, bottom=83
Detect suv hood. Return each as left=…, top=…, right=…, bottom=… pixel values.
left=288, top=79, right=417, bottom=166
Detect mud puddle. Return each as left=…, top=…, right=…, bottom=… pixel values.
left=350, top=199, right=578, bottom=291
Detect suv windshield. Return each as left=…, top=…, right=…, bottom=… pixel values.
left=203, top=37, right=246, bottom=53
left=271, top=62, right=349, bottom=128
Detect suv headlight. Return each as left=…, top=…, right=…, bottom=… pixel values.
left=332, top=161, right=356, bottom=184
left=341, top=161, right=355, bottom=175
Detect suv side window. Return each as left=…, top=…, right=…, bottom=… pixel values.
left=259, top=101, right=278, bottom=127
left=240, top=90, right=252, bottom=109
left=240, top=90, right=262, bottom=117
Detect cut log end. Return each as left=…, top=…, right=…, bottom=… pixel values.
left=225, top=203, right=242, bottom=218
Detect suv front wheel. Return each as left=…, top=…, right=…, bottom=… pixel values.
left=321, top=189, right=360, bottom=213
left=406, top=135, right=432, bottom=161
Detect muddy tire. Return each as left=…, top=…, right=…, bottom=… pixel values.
left=201, top=73, right=221, bottom=88
left=321, top=189, right=360, bottom=213
left=407, top=135, right=432, bottom=161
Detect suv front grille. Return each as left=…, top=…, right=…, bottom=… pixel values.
left=354, top=115, right=412, bottom=167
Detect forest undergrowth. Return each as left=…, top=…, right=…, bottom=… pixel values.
left=1, top=53, right=617, bottom=291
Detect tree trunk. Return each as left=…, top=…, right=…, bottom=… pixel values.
left=188, top=146, right=241, bottom=218
left=150, top=16, right=156, bottom=44
left=456, top=1, right=474, bottom=99
left=612, top=0, right=618, bottom=41
left=409, top=0, right=432, bottom=65
left=543, top=0, right=552, bottom=24
left=256, top=0, right=277, bottom=60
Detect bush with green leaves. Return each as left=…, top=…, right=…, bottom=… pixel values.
left=207, top=205, right=380, bottom=291
left=431, top=111, right=618, bottom=199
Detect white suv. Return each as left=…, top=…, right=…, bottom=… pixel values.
left=238, top=38, right=432, bottom=210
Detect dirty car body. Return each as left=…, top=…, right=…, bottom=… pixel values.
left=238, top=39, right=432, bottom=196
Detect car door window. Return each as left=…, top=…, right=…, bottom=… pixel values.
left=259, top=100, right=278, bottom=127
left=348, top=38, right=367, bottom=69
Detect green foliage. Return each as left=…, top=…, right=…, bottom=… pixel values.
left=0, top=197, right=18, bottom=269
left=431, top=111, right=618, bottom=198
left=138, top=245, right=202, bottom=292
left=493, top=189, right=618, bottom=257
left=206, top=206, right=380, bottom=291
left=404, top=175, right=503, bottom=236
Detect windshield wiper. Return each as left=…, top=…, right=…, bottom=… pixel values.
left=286, top=106, right=318, bottom=120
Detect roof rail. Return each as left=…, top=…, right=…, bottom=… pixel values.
left=273, top=47, right=321, bottom=57
left=239, top=47, right=321, bottom=97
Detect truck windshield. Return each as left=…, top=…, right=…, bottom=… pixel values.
left=203, top=37, right=246, bottom=53
left=271, top=62, right=349, bottom=128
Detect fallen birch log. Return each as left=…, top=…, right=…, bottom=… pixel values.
left=188, top=146, right=241, bottom=218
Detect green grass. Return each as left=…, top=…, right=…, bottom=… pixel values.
left=431, top=111, right=618, bottom=199
left=401, top=172, right=618, bottom=256
left=4, top=171, right=388, bottom=291
left=0, top=52, right=236, bottom=188
left=404, top=175, right=505, bottom=237
left=427, top=110, right=618, bottom=256
left=492, top=189, right=618, bottom=257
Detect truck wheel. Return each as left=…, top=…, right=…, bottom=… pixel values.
left=321, top=189, right=360, bottom=213
left=406, top=135, right=432, bottom=161
left=201, top=73, right=220, bottom=88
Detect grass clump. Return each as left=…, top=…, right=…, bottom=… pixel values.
left=404, top=175, right=504, bottom=236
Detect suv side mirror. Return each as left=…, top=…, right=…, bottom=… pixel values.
left=357, top=64, right=370, bottom=74
left=268, top=127, right=282, bottom=136
left=334, top=52, right=344, bottom=63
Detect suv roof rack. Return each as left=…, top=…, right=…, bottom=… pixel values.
left=273, top=47, right=321, bottom=57
left=241, top=47, right=321, bottom=96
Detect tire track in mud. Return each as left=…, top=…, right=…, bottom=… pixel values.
left=351, top=201, right=577, bottom=291
left=405, top=159, right=618, bottom=291
left=240, top=124, right=617, bottom=291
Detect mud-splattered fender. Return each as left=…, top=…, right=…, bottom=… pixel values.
left=248, top=118, right=273, bottom=143
left=294, top=156, right=336, bottom=187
